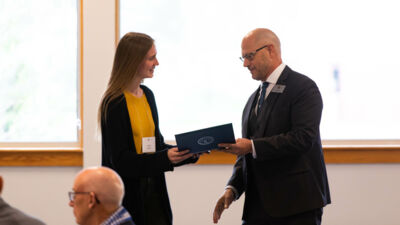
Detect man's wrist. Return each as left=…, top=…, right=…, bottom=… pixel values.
left=225, top=185, right=238, bottom=200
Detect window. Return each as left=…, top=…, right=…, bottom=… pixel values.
left=0, top=0, right=82, bottom=166
left=119, top=0, right=400, bottom=163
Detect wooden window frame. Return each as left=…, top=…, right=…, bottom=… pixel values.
left=117, top=0, right=400, bottom=165
left=2, top=0, right=399, bottom=166
left=0, top=0, right=84, bottom=167
left=195, top=145, right=400, bottom=164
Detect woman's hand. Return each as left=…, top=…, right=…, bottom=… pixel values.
left=167, top=147, right=194, bottom=164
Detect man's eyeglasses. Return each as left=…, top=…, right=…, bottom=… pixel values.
left=240, top=45, right=269, bottom=62
left=68, top=191, right=100, bottom=203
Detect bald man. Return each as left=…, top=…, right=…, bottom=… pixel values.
left=69, top=167, right=135, bottom=225
left=0, top=176, right=45, bottom=225
left=214, top=28, right=331, bottom=225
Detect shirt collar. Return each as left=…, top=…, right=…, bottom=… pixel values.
left=262, top=63, right=286, bottom=86
left=101, top=206, right=134, bottom=225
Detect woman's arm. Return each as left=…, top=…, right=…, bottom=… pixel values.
left=102, top=99, right=174, bottom=178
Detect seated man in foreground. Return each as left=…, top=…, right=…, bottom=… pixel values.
left=69, top=166, right=135, bottom=225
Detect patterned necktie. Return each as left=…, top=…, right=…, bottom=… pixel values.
left=257, top=82, right=269, bottom=115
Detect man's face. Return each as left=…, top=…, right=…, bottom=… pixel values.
left=137, top=44, right=159, bottom=80
left=241, top=38, right=271, bottom=81
left=69, top=178, right=91, bottom=225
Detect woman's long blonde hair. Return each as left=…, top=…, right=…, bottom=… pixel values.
left=98, top=32, right=154, bottom=127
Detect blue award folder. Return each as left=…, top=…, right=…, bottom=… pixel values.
left=175, top=123, right=235, bottom=153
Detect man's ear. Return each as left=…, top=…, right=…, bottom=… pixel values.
left=88, top=192, right=97, bottom=208
left=0, top=176, right=3, bottom=194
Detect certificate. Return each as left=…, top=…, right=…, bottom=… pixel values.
left=175, top=123, right=235, bottom=153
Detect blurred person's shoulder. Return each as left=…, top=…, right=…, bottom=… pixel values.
left=0, top=197, right=46, bottom=225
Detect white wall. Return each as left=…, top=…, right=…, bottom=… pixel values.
left=3, top=164, right=400, bottom=225
left=1, top=1, right=400, bottom=225
left=167, top=165, right=400, bottom=225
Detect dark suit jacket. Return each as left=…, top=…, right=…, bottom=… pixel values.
left=228, top=66, right=331, bottom=218
left=119, top=218, right=136, bottom=225
left=120, top=220, right=136, bottom=225
left=101, top=85, right=196, bottom=225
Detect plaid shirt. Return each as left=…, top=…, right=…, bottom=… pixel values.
left=101, top=206, right=134, bottom=225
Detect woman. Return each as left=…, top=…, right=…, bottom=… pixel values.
left=99, top=32, right=197, bottom=225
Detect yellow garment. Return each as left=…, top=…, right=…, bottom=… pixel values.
left=124, top=91, right=155, bottom=154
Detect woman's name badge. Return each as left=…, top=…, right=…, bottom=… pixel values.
left=142, top=137, right=156, bottom=153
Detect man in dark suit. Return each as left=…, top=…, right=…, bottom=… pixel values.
left=213, top=28, right=331, bottom=225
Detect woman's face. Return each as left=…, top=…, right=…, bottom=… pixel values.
left=137, top=44, right=159, bottom=80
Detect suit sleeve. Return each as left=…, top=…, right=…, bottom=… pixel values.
left=227, top=155, right=245, bottom=199
left=102, top=99, right=174, bottom=178
left=253, top=78, right=323, bottom=161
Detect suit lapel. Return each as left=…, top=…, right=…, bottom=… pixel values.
left=242, top=89, right=258, bottom=138
left=257, top=67, right=291, bottom=135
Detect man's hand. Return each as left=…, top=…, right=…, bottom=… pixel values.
left=167, top=147, right=194, bottom=164
left=218, top=138, right=252, bottom=155
left=213, top=188, right=235, bottom=224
